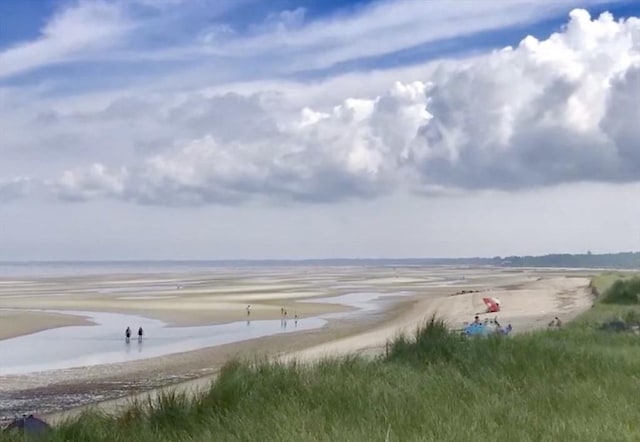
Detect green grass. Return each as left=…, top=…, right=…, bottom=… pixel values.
left=5, top=275, right=640, bottom=441
left=575, top=271, right=640, bottom=325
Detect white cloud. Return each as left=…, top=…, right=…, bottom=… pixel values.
left=199, top=0, right=624, bottom=73
left=2, top=0, right=624, bottom=85
left=24, top=9, right=637, bottom=207
left=408, top=9, right=640, bottom=192
left=0, top=1, right=133, bottom=79
left=5, top=2, right=640, bottom=260
left=49, top=83, right=428, bottom=205
left=2, top=8, right=640, bottom=210
left=56, top=163, right=127, bottom=201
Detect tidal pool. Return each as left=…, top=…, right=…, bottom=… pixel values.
left=0, top=291, right=412, bottom=375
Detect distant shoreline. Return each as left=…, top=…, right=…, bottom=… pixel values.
left=1, top=251, right=640, bottom=270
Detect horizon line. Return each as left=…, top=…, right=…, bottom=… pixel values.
left=1, top=251, right=639, bottom=265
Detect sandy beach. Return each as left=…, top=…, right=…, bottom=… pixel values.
left=0, top=265, right=595, bottom=423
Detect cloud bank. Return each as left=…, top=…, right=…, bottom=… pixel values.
left=5, top=9, right=640, bottom=206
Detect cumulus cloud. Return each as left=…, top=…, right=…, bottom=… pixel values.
left=56, top=164, right=127, bottom=201
left=4, top=9, right=640, bottom=206
left=51, top=83, right=427, bottom=205
left=410, top=9, right=640, bottom=191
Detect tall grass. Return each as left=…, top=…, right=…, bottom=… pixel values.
left=601, top=278, right=640, bottom=304
left=574, top=272, right=640, bottom=325
left=5, top=289, right=640, bottom=441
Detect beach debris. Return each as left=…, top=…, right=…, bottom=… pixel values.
left=600, top=320, right=627, bottom=332
left=449, top=289, right=481, bottom=296
left=598, top=320, right=640, bottom=333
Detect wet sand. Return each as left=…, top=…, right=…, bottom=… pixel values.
left=0, top=268, right=419, bottom=329
left=0, top=266, right=595, bottom=423
left=0, top=311, right=93, bottom=340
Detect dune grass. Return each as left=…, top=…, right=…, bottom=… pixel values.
left=576, top=271, right=640, bottom=325
left=4, top=276, right=640, bottom=441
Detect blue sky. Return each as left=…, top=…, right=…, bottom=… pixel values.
left=1, top=0, right=638, bottom=92
left=3, top=0, right=640, bottom=260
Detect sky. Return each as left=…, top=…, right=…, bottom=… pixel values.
left=1, top=0, right=640, bottom=261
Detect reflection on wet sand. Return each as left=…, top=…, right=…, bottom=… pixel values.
left=0, top=291, right=410, bottom=376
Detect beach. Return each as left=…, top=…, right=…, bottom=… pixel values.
left=0, top=265, right=595, bottom=422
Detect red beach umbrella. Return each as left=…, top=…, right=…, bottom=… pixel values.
left=482, top=297, right=500, bottom=313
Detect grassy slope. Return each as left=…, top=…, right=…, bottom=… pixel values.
left=5, top=274, right=640, bottom=442
left=576, top=272, right=640, bottom=324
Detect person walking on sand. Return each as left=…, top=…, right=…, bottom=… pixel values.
left=137, top=326, right=144, bottom=342
left=125, top=326, right=131, bottom=343
left=246, top=304, right=252, bottom=317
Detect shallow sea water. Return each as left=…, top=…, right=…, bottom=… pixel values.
left=0, top=291, right=413, bottom=376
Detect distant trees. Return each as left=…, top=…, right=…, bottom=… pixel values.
left=492, top=252, right=640, bottom=269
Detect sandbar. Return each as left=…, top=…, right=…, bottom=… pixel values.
left=0, top=311, right=93, bottom=341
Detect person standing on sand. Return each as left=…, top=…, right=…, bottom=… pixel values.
left=246, top=304, right=252, bottom=317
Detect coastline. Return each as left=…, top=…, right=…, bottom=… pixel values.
left=0, top=267, right=595, bottom=423
left=49, top=274, right=592, bottom=424
left=2, top=294, right=421, bottom=422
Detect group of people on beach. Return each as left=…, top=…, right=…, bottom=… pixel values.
left=245, top=304, right=299, bottom=327
left=280, top=307, right=298, bottom=325
left=468, top=315, right=512, bottom=335
left=125, top=326, right=144, bottom=343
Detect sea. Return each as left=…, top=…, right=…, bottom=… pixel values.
left=0, top=259, right=465, bottom=278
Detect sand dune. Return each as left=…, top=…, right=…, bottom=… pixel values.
left=285, top=276, right=592, bottom=362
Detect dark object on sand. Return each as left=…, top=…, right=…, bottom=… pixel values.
left=3, top=414, right=51, bottom=437
left=599, top=321, right=628, bottom=332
